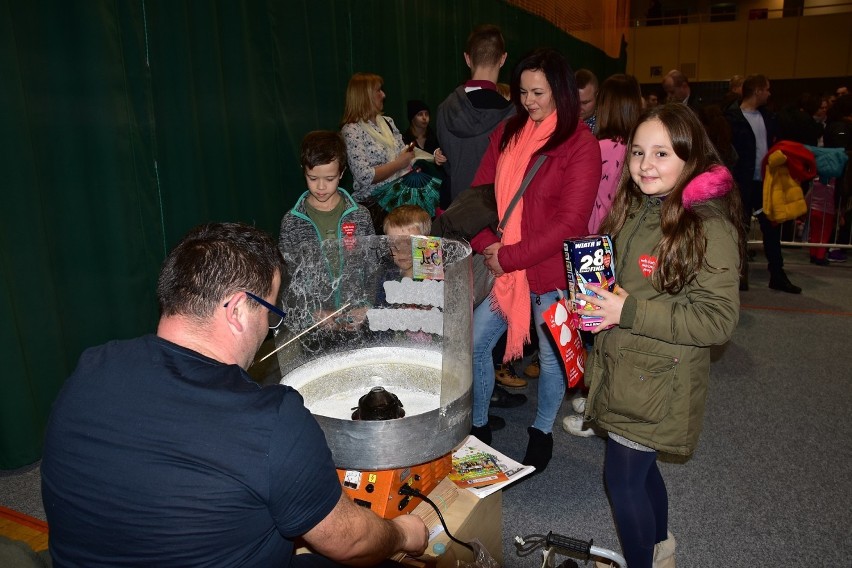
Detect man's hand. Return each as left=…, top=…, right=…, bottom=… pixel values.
left=303, top=493, right=430, bottom=564
left=391, top=514, right=429, bottom=556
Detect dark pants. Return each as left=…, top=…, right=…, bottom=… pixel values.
left=604, top=440, right=669, bottom=568
left=743, top=180, right=784, bottom=275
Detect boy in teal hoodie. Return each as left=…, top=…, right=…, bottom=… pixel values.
left=279, top=131, right=374, bottom=254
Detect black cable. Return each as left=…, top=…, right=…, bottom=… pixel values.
left=398, top=485, right=475, bottom=552
left=514, top=533, right=548, bottom=557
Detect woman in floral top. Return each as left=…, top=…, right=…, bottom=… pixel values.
left=340, top=73, right=414, bottom=210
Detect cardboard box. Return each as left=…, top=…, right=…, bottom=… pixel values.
left=402, top=477, right=503, bottom=566
left=298, top=476, right=503, bottom=566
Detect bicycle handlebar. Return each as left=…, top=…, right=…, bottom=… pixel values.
left=545, top=532, right=593, bottom=556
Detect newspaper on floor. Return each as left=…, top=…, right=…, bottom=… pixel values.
left=450, top=434, right=535, bottom=498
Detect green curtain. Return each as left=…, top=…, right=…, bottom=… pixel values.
left=0, top=0, right=624, bottom=469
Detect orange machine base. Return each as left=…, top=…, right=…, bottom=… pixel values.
left=337, top=454, right=452, bottom=519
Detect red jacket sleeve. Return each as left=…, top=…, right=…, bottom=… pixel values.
left=470, top=228, right=499, bottom=253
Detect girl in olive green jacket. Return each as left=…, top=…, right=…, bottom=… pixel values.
left=580, top=104, right=745, bottom=568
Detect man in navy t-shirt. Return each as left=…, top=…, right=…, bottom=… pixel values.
left=41, top=222, right=428, bottom=567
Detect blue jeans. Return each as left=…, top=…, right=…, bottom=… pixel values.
left=471, top=290, right=567, bottom=432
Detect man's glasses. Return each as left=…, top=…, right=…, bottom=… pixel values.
left=224, top=292, right=286, bottom=333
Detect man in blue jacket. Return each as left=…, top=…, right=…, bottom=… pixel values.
left=726, top=74, right=801, bottom=293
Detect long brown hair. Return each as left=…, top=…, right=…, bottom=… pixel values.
left=600, top=104, right=744, bottom=293
left=341, top=73, right=382, bottom=125
left=596, top=74, right=643, bottom=143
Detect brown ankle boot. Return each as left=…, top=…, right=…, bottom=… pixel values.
left=495, top=364, right=527, bottom=388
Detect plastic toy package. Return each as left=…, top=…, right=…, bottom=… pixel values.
left=563, top=235, right=617, bottom=330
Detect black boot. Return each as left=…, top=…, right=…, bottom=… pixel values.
left=768, top=270, right=801, bottom=294
left=470, top=424, right=492, bottom=445
left=522, top=427, right=553, bottom=472
left=490, top=385, right=527, bottom=408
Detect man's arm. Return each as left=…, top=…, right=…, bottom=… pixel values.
left=301, top=493, right=429, bottom=566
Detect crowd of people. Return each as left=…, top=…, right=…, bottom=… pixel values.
left=38, top=20, right=850, bottom=568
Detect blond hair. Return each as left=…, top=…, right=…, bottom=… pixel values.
left=383, top=205, right=431, bottom=235
left=341, top=72, right=383, bottom=125
left=496, top=82, right=510, bottom=100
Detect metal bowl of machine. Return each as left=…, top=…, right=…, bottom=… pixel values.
left=282, top=346, right=470, bottom=470
left=276, top=235, right=473, bottom=470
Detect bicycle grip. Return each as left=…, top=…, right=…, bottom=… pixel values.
left=545, top=532, right=592, bottom=556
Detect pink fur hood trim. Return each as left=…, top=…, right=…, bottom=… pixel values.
left=682, top=165, right=734, bottom=210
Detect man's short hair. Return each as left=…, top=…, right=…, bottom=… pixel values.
left=664, top=69, right=687, bottom=88
left=465, top=24, right=505, bottom=68
left=383, top=205, right=431, bottom=235
left=729, top=74, right=744, bottom=93
left=741, top=74, right=769, bottom=100
left=575, top=68, right=599, bottom=91
left=300, top=131, right=347, bottom=172
left=157, top=223, right=284, bottom=319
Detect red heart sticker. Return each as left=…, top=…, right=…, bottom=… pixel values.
left=639, top=254, right=657, bottom=277
left=341, top=222, right=356, bottom=237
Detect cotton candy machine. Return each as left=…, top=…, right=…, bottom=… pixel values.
left=275, top=235, right=472, bottom=516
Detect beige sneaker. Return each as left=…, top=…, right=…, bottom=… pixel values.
left=562, top=414, right=597, bottom=437
left=653, top=531, right=676, bottom=568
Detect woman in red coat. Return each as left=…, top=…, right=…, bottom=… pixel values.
left=468, top=48, right=600, bottom=471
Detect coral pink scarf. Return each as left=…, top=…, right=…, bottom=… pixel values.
left=492, top=113, right=556, bottom=362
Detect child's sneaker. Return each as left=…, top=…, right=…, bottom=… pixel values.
left=562, top=414, right=597, bottom=437
left=827, top=249, right=847, bottom=262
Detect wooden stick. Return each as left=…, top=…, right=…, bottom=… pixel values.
left=258, top=303, right=351, bottom=363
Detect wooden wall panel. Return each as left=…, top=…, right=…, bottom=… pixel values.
left=744, top=19, right=798, bottom=77
left=677, top=23, right=701, bottom=79
left=793, top=15, right=852, bottom=77
left=626, top=13, right=852, bottom=81
left=627, top=25, right=681, bottom=83
left=697, top=22, right=748, bottom=81
left=849, top=20, right=852, bottom=75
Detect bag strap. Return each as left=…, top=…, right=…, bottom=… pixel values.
left=496, top=154, right=547, bottom=238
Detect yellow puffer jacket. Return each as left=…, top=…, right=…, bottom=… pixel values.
left=762, top=150, right=807, bottom=223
